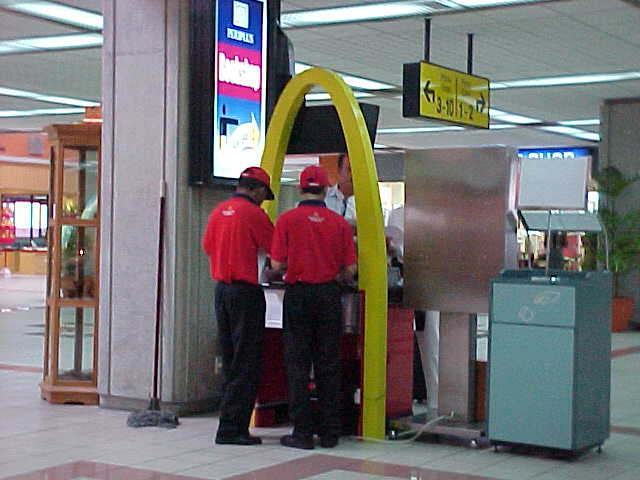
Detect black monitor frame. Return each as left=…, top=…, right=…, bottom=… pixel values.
left=189, top=0, right=291, bottom=187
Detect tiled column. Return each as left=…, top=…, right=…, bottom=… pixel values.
left=600, top=98, right=640, bottom=325
left=100, top=0, right=225, bottom=412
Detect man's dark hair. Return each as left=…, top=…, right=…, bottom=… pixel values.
left=238, top=177, right=266, bottom=191
left=301, top=186, right=324, bottom=195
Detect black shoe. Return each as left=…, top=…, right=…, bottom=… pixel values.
left=215, top=434, right=262, bottom=445
left=280, top=434, right=314, bottom=450
left=320, top=436, right=339, bottom=448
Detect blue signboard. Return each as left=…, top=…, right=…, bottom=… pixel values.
left=518, top=148, right=592, bottom=160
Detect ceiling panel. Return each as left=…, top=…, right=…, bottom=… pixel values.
left=283, top=0, right=399, bottom=9
left=377, top=126, right=595, bottom=150
left=2, top=0, right=637, bottom=149
left=545, top=0, right=628, bottom=14
left=0, top=113, right=84, bottom=131
left=0, top=10, right=80, bottom=39
left=56, top=0, right=102, bottom=14
left=0, top=49, right=101, bottom=101
left=280, top=0, right=632, bottom=151
left=288, top=0, right=640, bottom=88
left=0, top=96, right=60, bottom=109
left=492, top=80, right=640, bottom=120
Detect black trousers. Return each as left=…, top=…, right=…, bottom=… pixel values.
left=283, top=282, right=342, bottom=438
left=215, top=282, right=265, bottom=438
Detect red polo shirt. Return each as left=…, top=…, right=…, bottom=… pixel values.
left=202, top=194, right=274, bottom=284
left=271, top=200, right=356, bottom=284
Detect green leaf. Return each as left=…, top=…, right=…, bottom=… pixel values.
left=594, top=166, right=639, bottom=197
left=593, top=166, right=640, bottom=287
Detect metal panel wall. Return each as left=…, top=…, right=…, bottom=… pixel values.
left=403, top=146, right=518, bottom=313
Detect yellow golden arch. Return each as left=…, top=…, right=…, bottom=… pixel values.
left=260, top=67, right=388, bottom=440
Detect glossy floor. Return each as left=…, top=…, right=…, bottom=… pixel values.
left=1, top=275, right=640, bottom=480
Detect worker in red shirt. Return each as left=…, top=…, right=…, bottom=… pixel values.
left=271, top=165, right=357, bottom=450
left=202, top=166, right=275, bottom=446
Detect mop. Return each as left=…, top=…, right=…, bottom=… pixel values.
left=127, top=190, right=179, bottom=428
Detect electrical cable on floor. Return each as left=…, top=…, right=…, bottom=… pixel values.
left=349, top=412, right=454, bottom=445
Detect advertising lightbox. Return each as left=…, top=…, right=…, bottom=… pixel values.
left=213, top=0, right=267, bottom=179
left=517, top=147, right=592, bottom=160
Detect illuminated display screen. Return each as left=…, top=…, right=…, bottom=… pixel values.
left=518, top=148, right=592, bottom=160
left=213, top=0, right=267, bottom=179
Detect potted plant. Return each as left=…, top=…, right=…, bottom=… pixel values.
left=594, top=166, right=640, bottom=332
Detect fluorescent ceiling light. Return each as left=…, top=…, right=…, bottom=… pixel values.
left=539, top=126, right=584, bottom=135
left=558, top=119, right=600, bottom=126
left=305, top=92, right=373, bottom=101
left=0, top=33, right=102, bottom=54
left=490, top=108, right=540, bottom=124
left=492, top=71, right=640, bottom=90
left=571, top=131, right=600, bottom=142
left=294, top=63, right=313, bottom=75
left=340, top=73, right=395, bottom=90
left=294, top=66, right=640, bottom=97
left=3, top=1, right=103, bottom=30
left=448, top=0, right=538, bottom=6
left=0, top=107, right=85, bottom=118
left=21, top=33, right=102, bottom=49
left=378, top=126, right=465, bottom=134
left=538, top=126, right=600, bottom=142
left=295, top=62, right=394, bottom=91
left=280, top=0, right=553, bottom=28
left=448, top=0, right=555, bottom=7
left=281, top=1, right=446, bottom=28
left=0, top=44, right=20, bottom=54
left=0, top=128, right=42, bottom=132
left=0, top=86, right=99, bottom=107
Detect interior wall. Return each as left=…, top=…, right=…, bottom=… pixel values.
left=0, top=133, right=50, bottom=196
left=0, top=163, right=49, bottom=195
left=600, top=98, right=640, bottom=324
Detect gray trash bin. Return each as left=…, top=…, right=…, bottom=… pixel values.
left=487, top=269, right=612, bottom=453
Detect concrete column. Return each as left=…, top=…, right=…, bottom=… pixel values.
left=100, top=0, right=225, bottom=412
left=600, top=98, right=640, bottom=325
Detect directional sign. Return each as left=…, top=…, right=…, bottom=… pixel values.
left=403, top=61, right=490, bottom=129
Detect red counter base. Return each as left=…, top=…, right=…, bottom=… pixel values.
left=385, top=306, right=414, bottom=418
left=253, top=329, right=288, bottom=427
left=253, top=305, right=415, bottom=430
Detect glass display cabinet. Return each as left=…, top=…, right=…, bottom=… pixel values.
left=41, top=123, right=101, bottom=405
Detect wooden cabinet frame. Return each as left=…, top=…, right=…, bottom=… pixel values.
left=41, top=124, right=101, bottom=405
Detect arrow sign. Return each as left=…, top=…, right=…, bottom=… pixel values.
left=403, top=61, right=490, bottom=129
left=476, top=93, right=486, bottom=113
left=423, top=80, right=435, bottom=103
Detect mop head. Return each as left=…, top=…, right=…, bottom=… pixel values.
left=127, top=410, right=180, bottom=429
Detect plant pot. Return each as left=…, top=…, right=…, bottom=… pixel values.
left=612, top=296, right=634, bottom=332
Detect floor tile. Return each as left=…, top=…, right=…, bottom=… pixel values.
left=2, top=276, right=640, bottom=480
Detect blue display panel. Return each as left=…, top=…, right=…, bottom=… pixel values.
left=213, top=0, right=267, bottom=179
left=518, top=148, right=592, bottom=160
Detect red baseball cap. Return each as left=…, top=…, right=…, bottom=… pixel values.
left=300, top=165, right=330, bottom=189
left=240, top=166, right=275, bottom=200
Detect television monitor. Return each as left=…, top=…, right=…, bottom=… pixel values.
left=189, top=0, right=292, bottom=185
left=287, top=103, right=379, bottom=155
